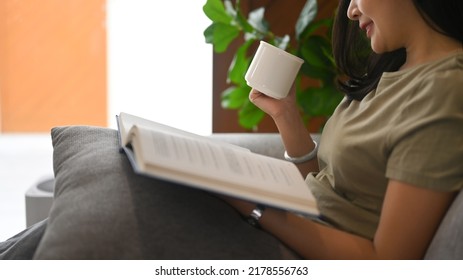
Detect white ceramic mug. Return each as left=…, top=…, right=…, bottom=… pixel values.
left=245, top=41, right=304, bottom=99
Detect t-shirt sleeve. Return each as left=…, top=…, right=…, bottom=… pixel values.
left=386, top=70, right=463, bottom=191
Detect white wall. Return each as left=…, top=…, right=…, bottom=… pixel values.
left=107, top=0, right=212, bottom=135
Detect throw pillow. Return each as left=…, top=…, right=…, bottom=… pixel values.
left=33, top=126, right=297, bottom=259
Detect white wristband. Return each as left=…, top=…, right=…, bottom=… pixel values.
left=284, top=140, right=318, bottom=164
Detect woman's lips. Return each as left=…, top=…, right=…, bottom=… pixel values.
left=360, top=22, right=373, bottom=38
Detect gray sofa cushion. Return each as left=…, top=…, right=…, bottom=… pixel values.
left=210, top=133, right=285, bottom=159
left=210, top=133, right=320, bottom=161
left=425, top=190, right=463, bottom=259
left=33, top=126, right=298, bottom=259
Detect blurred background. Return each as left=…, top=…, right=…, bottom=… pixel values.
left=0, top=0, right=212, bottom=241
left=0, top=0, right=338, bottom=241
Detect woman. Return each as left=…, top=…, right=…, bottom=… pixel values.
left=225, top=0, right=463, bottom=259
left=1, top=0, right=462, bottom=259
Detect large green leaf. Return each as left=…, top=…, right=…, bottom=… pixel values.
left=203, top=0, right=232, bottom=24
left=299, top=35, right=335, bottom=81
left=248, top=7, right=269, bottom=34
left=295, top=0, right=318, bottom=40
left=298, top=87, right=324, bottom=116
left=204, top=22, right=240, bottom=53
left=323, top=88, right=344, bottom=115
left=221, top=86, right=250, bottom=109
left=299, top=18, right=333, bottom=41
left=274, top=35, right=291, bottom=50
left=300, top=63, right=334, bottom=82
left=234, top=5, right=255, bottom=33
left=238, top=101, right=265, bottom=130
left=203, top=23, right=215, bottom=44
left=223, top=0, right=236, bottom=17
left=228, top=39, right=254, bottom=85
left=300, top=35, right=332, bottom=68
left=297, top=86, right=342, bottom=116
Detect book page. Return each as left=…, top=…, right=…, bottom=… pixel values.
left=118, top=112, right=248, bottom=152
left=135, top=126, right=310, bottom=199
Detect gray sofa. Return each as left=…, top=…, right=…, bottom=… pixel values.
left=21, top=128, right=463, bottom=259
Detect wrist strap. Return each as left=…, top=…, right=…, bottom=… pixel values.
left=284, top=140, right=318, bottom=164
left=246, top=205, right=266, bottom=228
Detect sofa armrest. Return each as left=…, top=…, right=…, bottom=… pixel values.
left=210, top=133, right=321, bottom=160
left=425, top=189, right=463, bottom=259
left=210, top=133, right=285, bottom=159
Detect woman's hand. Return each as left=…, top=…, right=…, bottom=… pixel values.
left=250, top=88, right=318, bottom=176
left=249, top=88, right=298, bottom=122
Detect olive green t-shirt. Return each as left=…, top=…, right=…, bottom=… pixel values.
left=307, top=53, right=463, bottom=239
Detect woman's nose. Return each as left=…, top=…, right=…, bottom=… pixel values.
left=347, top=0, right=361, bottom=20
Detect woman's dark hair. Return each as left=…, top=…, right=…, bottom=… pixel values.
left=332, top=0, right=463, bottom=101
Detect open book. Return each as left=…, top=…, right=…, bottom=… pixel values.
left=117, top=112, right=318, bottom=216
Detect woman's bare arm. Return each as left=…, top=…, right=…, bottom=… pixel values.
left=226, top=180, right=455, bottom=259
left=249, top=89, right=319, bottom=176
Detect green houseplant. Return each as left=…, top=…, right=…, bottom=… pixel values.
left=203, top=0, right=343, bottom=131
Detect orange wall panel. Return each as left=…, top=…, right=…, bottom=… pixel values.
left=0, top=0, right=107, bottom=132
